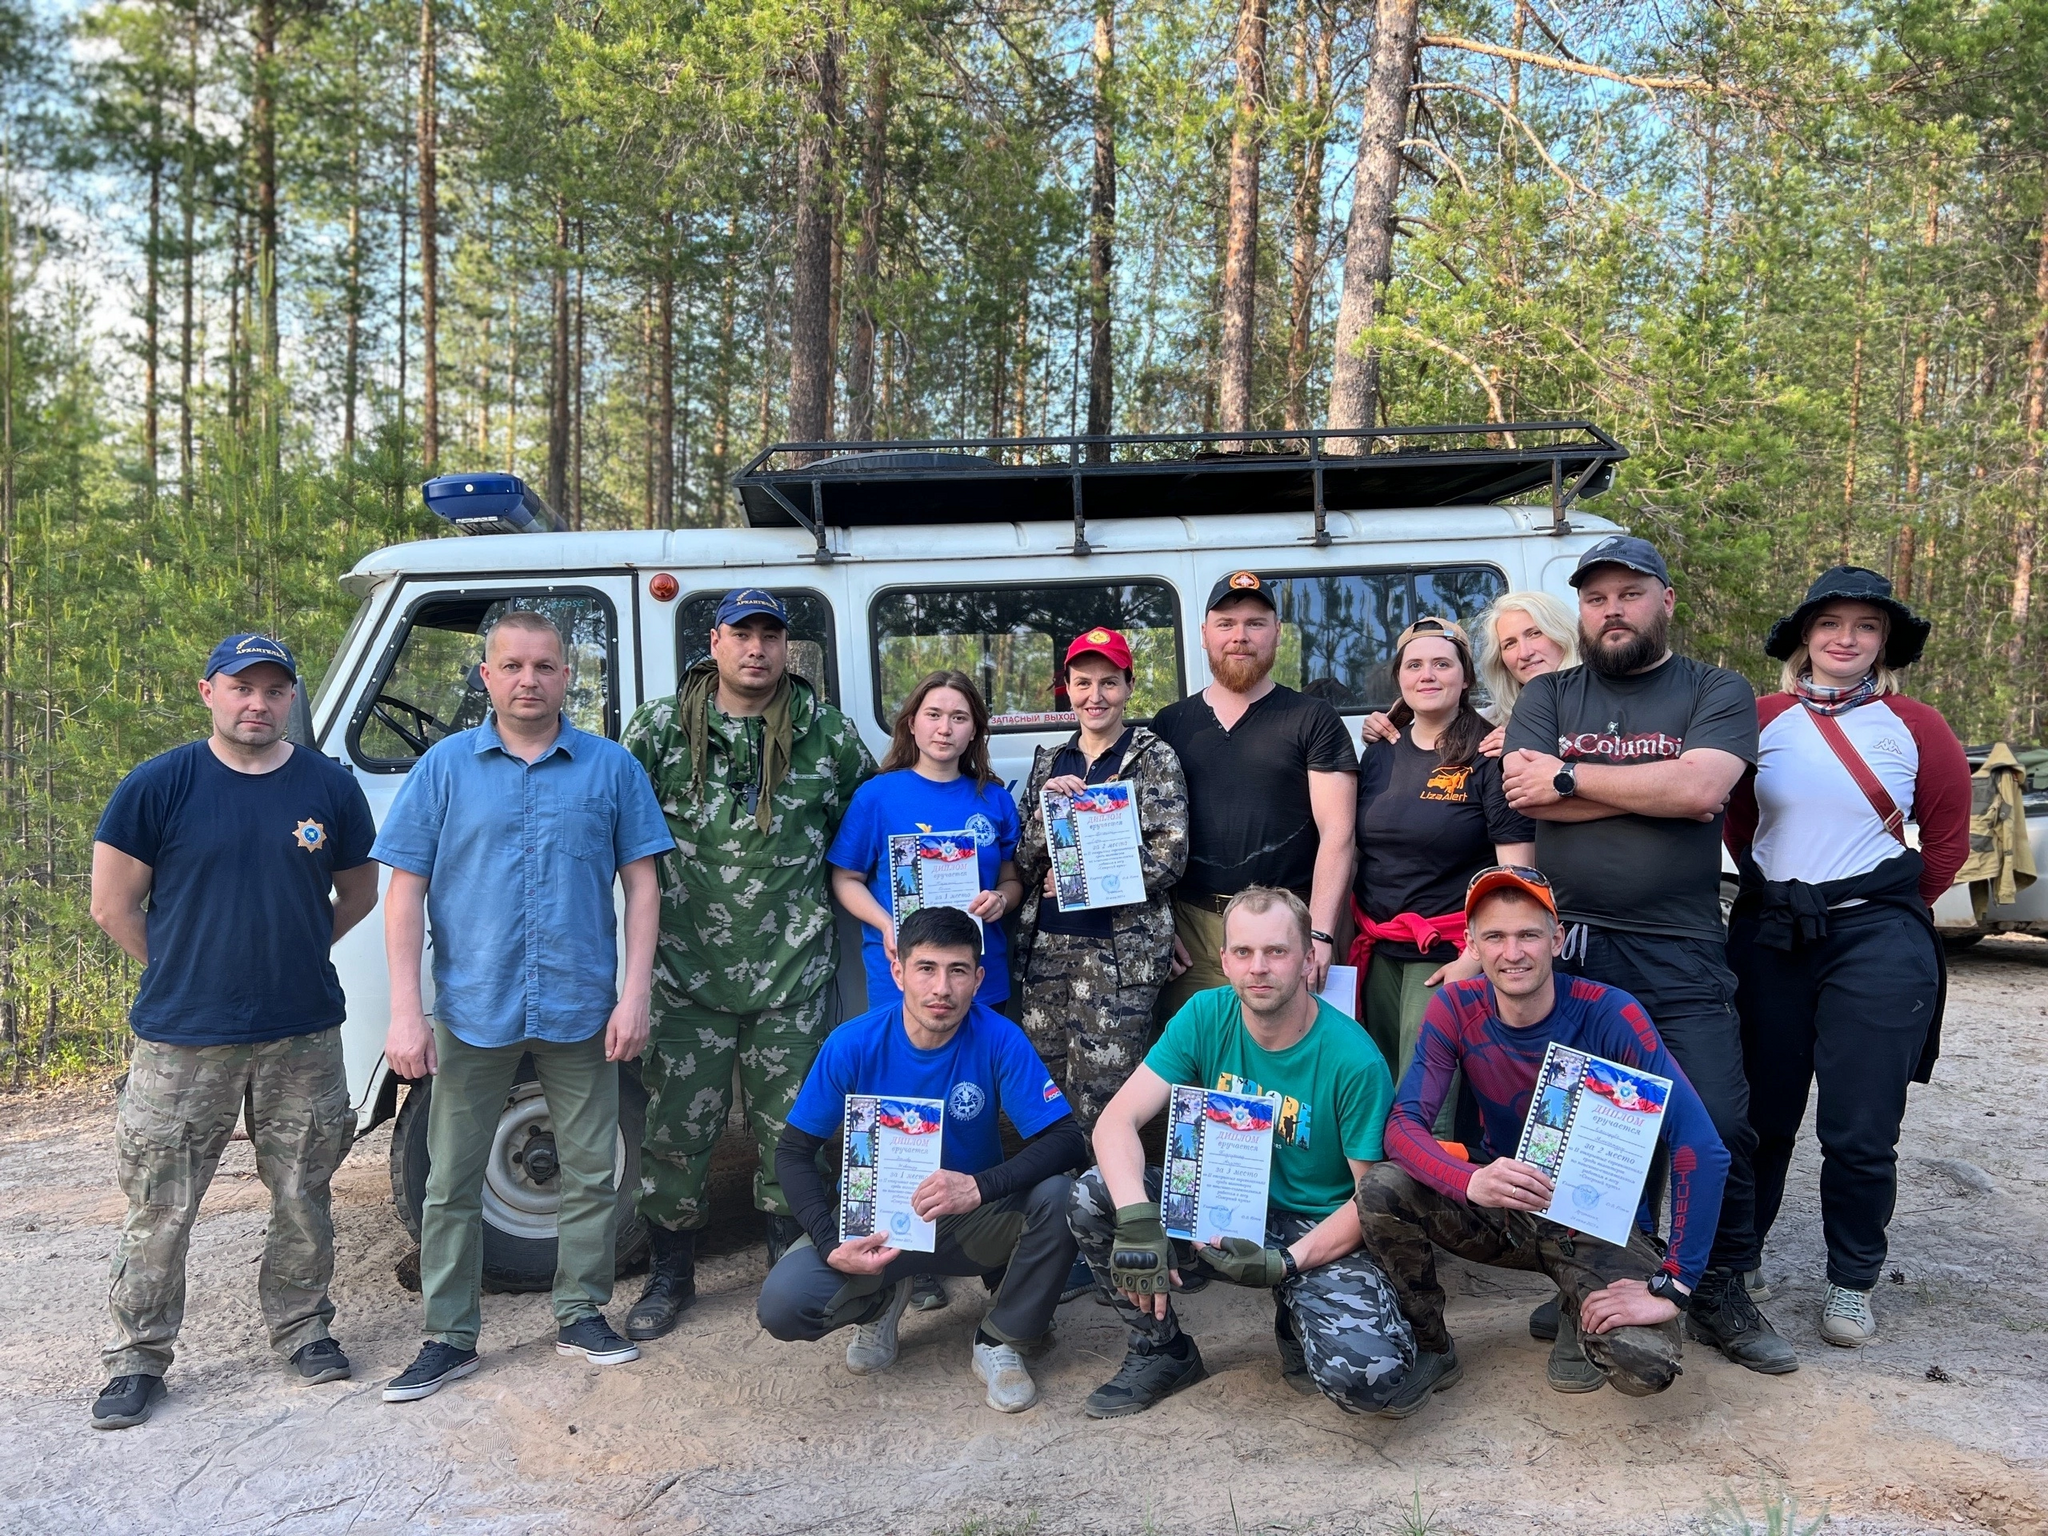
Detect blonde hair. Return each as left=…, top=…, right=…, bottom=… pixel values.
left=1777, top=645, right=1902, bottom=697
left=1475, top=590, right=1580, bottom=721
left=1221, top=885, right=1313, bottom=952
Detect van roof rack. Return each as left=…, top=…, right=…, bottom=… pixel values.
left=734, top=423, right=1626, bottom=560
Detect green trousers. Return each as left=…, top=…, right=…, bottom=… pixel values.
left=637, top=985, right=831, bottom=1231
left=1363, top=951, right=1458, bottom=1138
left=1158, top=900, right=1229, bottom=1019
left=421, top=1022, right=619, bottom=1350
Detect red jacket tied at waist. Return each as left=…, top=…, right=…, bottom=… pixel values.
left=1346, top=898, right=1466, bottom=979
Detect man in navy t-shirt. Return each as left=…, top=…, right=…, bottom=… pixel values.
left=86, top=633, right=378, bottom=1430
left=1355, top=866, right=1732, bottom=1414
left=757, top=907, right=1087, bottom=1414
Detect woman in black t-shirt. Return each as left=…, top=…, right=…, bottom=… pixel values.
left=1350, top=618, right=1535, bottom=1091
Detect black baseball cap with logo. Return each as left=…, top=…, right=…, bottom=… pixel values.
left=1569, top=534, right=1670, bottom=589
left=1204, top=570, right=1278, bottom=613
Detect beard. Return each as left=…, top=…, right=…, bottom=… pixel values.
left=1582, top=607, right=1670, bottom=677
left=1211, top=649, right=1273, bottom=692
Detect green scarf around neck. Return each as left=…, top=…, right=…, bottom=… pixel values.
left=676, top=659, right=797, bottom=834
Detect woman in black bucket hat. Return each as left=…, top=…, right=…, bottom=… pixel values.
left=1722, top=566, right=1971, bottom=1347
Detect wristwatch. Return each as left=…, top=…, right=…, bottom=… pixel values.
left=1646, top=1271, right=1689, bottom=1313
left=1280, top=1248, right=1302, bottom=1283
left=1552, top=760, right=1578, bottom=797
left=1309, top=930, right=1335, bottom=948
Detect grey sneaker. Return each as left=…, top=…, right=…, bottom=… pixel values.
left=971, top=1336, right=1039, bottom=1412
left=290, top=1338, right=352, bottom=1385
left=1274, top=1303, right=1316, bottom=1396
left=1546, top=1314, right=1605, bottom=1394
left=909, top=1272, right=948, bottom=1311
left=383, top=1342, right=480, bottom=1402
left=91, top=1374, right=165, bottom=1430
left=1373, top=1344, right=1463, bottom=1420
left=846, top=1277, right=914, bottom=1375
left=1819, top=1284, right=1877, bottom=1347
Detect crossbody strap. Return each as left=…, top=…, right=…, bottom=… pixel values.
left=1806, top=709, right=1908, bottom=845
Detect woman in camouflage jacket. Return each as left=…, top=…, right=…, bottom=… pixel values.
left=1013, top=629, right=1190, bottom=1129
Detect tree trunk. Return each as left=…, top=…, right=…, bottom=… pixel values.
left=1086, top=0, right=1116, bottom=456
left=845, top=56, right=889, bottom=441
left=787, top=33, right=841, bottom=450
left=2010, top=195, right=2048, bottom=668
left=343, top=145, right=362, bottom=462
left=658, top=242, right=676, bottom=528
left=712, top=205, right=737, bottom=518
left=252, top=0, right=279, bottom=380
left=1284, top=0, right=1330, bottom=432
left=547, top=200, right=570, bottom=512
left=642, top=283, right=656, bottom=529
left=179, top=9, right=197, bottom=507
left=572, top=219, right=586, bottom=529
left=504, top=288, right=518, bottom=473
left=1327, top=0, right=1420, bottom=447
left=1216, top=0, right=1268, bottom=437
left=418, top=0, right=439, bottom=471
left=144, top=148, right=160, bottom=496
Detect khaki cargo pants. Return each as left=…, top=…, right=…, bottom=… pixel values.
left=105, top=1028, right=355, bottom=1378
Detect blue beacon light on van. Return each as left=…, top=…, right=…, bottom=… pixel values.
left=421, top=472, right=564, bottom=536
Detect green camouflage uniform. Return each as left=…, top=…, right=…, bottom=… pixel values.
left=105, top=1028, right=355, bottom=1378
left=623, top=664, right=874, bottom=1230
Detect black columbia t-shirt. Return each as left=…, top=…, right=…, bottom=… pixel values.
left=1504, top=655, right=1757, bottom=940
left=1355, top=729, right=1535, bottom=962
left=95, top=741, right=377, bottom=1045
left=1152, top=684, right=1358, bottom=898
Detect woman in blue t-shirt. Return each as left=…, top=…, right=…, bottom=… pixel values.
left=829, top=670, right=1024, bottom=1010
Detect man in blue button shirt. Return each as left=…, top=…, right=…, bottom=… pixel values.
left=371, top=609, right=673, bottom=1402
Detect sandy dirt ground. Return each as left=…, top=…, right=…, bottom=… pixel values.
left=3, top=939, right=2046, bottom=1536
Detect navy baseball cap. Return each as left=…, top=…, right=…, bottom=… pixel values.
left=1569, top=534, right=1670, bottom=589
left=714, top=588, right=790, bottom=628
left=204, top=632, right=298, bottom=680
left=1205, top=570, right=1278, bottom=613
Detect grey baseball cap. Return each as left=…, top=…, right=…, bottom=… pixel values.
left=1569, top=534, right=1670, bottom=588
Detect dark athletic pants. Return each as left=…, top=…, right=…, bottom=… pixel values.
left=1354, top=1164, right=1682, bottom=1396
left=756, top=1174, right=1075, bottom=1346
left=1556, top=922, right=1760, bottom=1276
left=1730, top=902, right=1939, bottom=1290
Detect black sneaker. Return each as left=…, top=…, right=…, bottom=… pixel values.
left=90, top=1374, right=165, bottom=1430
left=1687, top=1269, right=1799, bottom=1375
left=383, top=1342, right=481, bottom=1402
left=1083, top=1336, right=1208, bottom=1419
left=1529, top=1294, right=1560, bottom=1341
left=1059, top=1254, right=1096, bottom=1305
left=1274, top=1303, right=1316, bottom=1397
left=909, top=1273, right=948, bottom=1312
left=1373, top=1344, right=1464, bottom=1420
left=556, top=1315, right=640, bottom=1365
left=290, top=1338, right=352, bottom=1385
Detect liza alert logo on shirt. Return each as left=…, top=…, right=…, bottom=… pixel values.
left=1421, top=764, right=1473, bottom=803
left=292, top=819, right=328, bottom=853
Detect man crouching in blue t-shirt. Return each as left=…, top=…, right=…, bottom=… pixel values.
left=1070, top=886, right=1416, bottom=1419
left=1354, top=865, right=1733, bottom=1416
left=758, top=907, right=1088, bottom=1413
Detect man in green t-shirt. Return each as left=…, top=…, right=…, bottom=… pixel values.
left=1068, top=886, right=1416, bottom=1418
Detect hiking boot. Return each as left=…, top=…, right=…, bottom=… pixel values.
left=1740, top=1267, right=1773, bottom=1304
left=1083, top=1336, right=1207, bottom=1419
left=1687, top=1269, right=1799, bottom=1375
left=1546, top=1314, right=1605, bottom=1394
left=1819, top=1284, right=1877, bottom=1347
left=383, top=1342, right=480, bottom=1402
left=1274, top=1302, right=1316, bottom=1397
left=765, top=1213, right=806, bottom=1268
left=290, top=1338, right=352, bottom=1385
left=556, top=1315, right=640, bottom=1365
left=1529, top=1293, right=1560, bottom=1341
left=91, top=1374, right=165, bottom=1430
left=626, top=1225, right=697, bottom=1340
left=846, top=1277, right=914, bottom=1375
left=971, top=1335, right=1039, bottom=1413
left=1059, top=1253, right=1096, bottom=1304
left=909, top=1272, right=948, bottom=1311
left=1373, top=1344, right=1463, bottom=1420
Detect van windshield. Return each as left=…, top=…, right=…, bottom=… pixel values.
left=871, top=581, right=1182, bottom=731
left=310, top=592, right=378, bottom=722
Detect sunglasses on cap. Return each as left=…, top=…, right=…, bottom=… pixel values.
left=1466, top=863, right=1549, bottom=894
left=1395, top=615, right=1471, bottom=650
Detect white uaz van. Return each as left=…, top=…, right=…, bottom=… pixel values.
left=296, top=425, right=1631, bottom=1288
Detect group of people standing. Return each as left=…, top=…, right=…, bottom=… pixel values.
left=83, top=537, right=1970, bottom=1431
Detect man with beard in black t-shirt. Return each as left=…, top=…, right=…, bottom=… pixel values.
left=1153, top=572, right=1359, bottom=1016
left=1502, top=535, right=1796, bottom=1377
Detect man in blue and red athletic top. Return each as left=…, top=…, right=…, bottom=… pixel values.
left=1354, top=865, right=1731, bottom=1416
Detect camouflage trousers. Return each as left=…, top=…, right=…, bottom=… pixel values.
left=1020, top=933, right=1160, bottom=1127
left=1068, top=1165, right=1416, bottom=1414
left=637, top=981, right=831, bottom=1230
left=1354, top=1163, right=1682, bottom=1395
left=105, top=1028, right=355, bottom=1378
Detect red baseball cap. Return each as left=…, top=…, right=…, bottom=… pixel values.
left=1464, top=864, right=1557, bottom=920
left=1064, top=627, right=1134, bottom=671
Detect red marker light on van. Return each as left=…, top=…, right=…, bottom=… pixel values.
left=649, top=573, right=679, bottom=601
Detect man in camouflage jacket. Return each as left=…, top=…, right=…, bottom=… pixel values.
left=619, top=589, right=874, bottom=1340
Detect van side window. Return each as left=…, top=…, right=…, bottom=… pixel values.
left=1264, top=565, right=1506, bottom=710
left=676, top=589, right=838, bottom=704
left=350, top=591, right=617, bottom=770
left=871, top=581, right=1182, bottom=732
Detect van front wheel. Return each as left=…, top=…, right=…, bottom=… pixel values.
left=389, top=1059, right=651, bottom=1292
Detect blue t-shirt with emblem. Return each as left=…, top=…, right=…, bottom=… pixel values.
left=95, top=741, right=377, bottom=1046
left=827, top=768, right=1021, bottom=1005
left=786, top=1001, right=1069, bottom=1176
